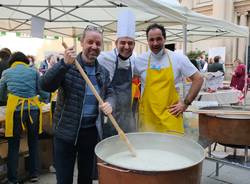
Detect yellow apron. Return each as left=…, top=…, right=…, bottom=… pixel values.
left=139, top=51, right=184, bottom=134
left=5, top=62, right=43, bottom=137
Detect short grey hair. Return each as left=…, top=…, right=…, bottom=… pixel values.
left=81, top=25, right=103, bottom=40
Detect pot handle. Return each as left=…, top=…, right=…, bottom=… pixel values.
left=97, top=163, right=131, bottom=173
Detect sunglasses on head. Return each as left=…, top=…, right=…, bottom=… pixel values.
left=84, top=25, right=103, bottom=34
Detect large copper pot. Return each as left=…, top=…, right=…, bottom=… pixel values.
left=95, top=132, right=205, bottom=184
left=199, top=106, right=250, bottom=146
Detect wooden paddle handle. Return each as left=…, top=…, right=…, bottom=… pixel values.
left=62, top=42, right=137, bottom=157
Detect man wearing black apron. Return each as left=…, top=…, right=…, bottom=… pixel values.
left=98, top=10, right=136, bottom=138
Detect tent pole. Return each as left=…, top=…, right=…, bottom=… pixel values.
left=48, top=0, right=52, bottom=21
left=182, top=24, right=188, bottom=99
left=182, top=24, right=187, bottom=55
left=244, top=36, right=249, bottom=107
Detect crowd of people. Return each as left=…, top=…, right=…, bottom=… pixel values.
left=0, top=9, right=248, bottom=184
left=189, top=52, right=248, bottom=93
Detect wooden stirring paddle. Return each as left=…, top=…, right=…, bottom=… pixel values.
left=62, top=42, right=137, bottom=157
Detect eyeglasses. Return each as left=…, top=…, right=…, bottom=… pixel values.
left=84, top=25, right=103, bottom=34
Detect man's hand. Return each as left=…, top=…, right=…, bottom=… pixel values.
left=168, top=101, right=188, bottom=116
left=99, top=102, right=112, bottom=115
left=64, top=46, right=76, bottom=65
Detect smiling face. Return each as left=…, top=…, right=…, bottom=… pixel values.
left=116, top=37, right=135, bottom=59
left=147, top=28, right=166, bottom=54
left=80, top=31, right=103, bottom=63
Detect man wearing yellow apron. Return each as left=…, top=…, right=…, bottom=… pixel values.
left=135, top=23, right=203, bottom=134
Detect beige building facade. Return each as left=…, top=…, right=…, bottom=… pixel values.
left=180, top=0, right=250, bottom=78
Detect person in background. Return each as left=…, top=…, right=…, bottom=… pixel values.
left=98, top=9, right=136, bottom=138
left=40, top=25, right=115, bottom=184
left=47, top=55, right=58, bottom=69
left=200, top=52, right=206, bottom=69
left=27, top=55, right=37, bottom=69
left=230, top=59, right=246, bottom=91
left=135, top=23, right=203, bottom=134
left=196, top=56, right=205, bottom=71
left=0, top=48, right=11, bottom=78
left=0, top=52, right=50, bottom=184
left=200, top=52, right=208, bottom=72
left=39, top=55, right=50, bottom=75
left=0, top=48, right=12, bottom=106
left=208, top=57, right=214, bottom=64
left=207, top=56, right=224, bottom=73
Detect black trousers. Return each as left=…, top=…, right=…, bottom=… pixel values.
left=54, top=126, right=98, bottom=184
left=7, top=110, right=39, bottom=183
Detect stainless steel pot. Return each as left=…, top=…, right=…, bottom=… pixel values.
left=95, top=132, right=205, bottom=184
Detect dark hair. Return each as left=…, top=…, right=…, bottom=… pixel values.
left=213, top=56, right=221, bottom=63
left=1, top=48, right=11, bottom=54
left=146, top=23, right=166, bottom=39
left=8, top=52, right=29, bottom=67
left=27, top=55, right=35, bottom=62
left=0, top=48, right=11, bottom=59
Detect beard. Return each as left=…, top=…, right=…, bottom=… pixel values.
left=83, top=50, right=99, bottom=64
left=87, top=55, right=98, bottom=63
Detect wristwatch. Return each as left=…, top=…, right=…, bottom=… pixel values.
left=184, top=99, right=191, bottom=106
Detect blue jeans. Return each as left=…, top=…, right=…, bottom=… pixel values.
left=54, top=126, right=98, bottom=184
left=7, top=110, right=39, bottom=183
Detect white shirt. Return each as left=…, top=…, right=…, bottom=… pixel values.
left=97, top=49, right=135, bottom=81
left=134, top=49, right=198, bottom=94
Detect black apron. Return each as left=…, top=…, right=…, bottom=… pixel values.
left=103, top=50, right=136, bottom=138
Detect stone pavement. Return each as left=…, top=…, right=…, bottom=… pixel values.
left=24, top=157, right=250, bottom=184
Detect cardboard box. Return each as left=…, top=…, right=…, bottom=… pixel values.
left=38, top=138, right=53, bottom=171
left=0, top=153, right=28, bottom=183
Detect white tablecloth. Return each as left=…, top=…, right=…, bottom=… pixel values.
left=197, top=89, right=242, bottom=105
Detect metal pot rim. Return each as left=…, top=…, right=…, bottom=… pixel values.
left=95, top=132, right=205, bottom=172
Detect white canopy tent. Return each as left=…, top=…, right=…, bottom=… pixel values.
left=0, top=0, right=249, bottom=104
left=0, top=0, right=248, bottom=43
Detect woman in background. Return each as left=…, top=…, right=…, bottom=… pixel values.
left=230, top=59, right=246, bottom=91
left=0, top=52, right=49, bottom=184
left=27, top=55, right=37, bottom=70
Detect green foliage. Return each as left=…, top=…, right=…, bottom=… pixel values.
left=187, top=50, right=203, bottom=60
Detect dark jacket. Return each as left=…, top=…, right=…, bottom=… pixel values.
left=0, top=64, right=50, bottom=108
left=0, top=55, right=10, bottom=106
left=39, top=53, right=115, bottom=144
left=0, top=56, right=10, bottom=78
left=207, top=62, right=224, bottom=73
